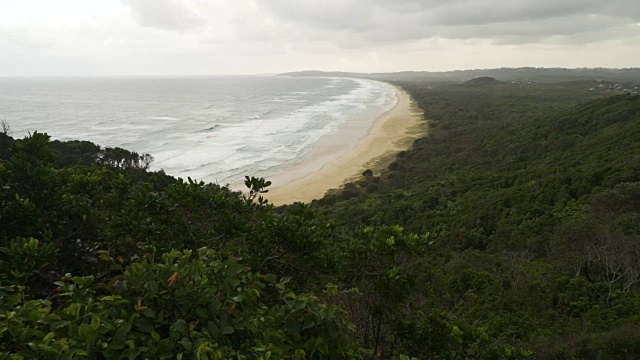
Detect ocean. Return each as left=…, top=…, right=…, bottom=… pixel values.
left=0, top=76, right=397, bottom=187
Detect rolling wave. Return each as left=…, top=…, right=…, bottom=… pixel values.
left=0, top=76, right=397, bottom=186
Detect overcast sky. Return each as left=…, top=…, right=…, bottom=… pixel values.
left=1, top=0, right=639, bottom=76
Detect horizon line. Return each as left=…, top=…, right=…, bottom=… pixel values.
left=2, top=66, right=640, bottom=78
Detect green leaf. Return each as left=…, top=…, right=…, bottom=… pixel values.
left=386, top=236, right=396, bottom=247
left=51, top=320, right=69, bottom=330
left=42, top=331, right=55, bottom=346
left=142, top=307, right=156, bottom=318
left=110, top=323, right=131, bottom=348
left=226, top=262, right=244, bottom=276
left=170, top=319, right=189, bottom=339
left=144, top=280, right=159, bottom=296
left=134, top=318, right=155, bottom=334
left=157, top=339, right=175, bottom=358
left=90, top=314, right=100, bottom=331
left=78, top=323, right=93, bottom=340
left=179, top=337, right=193, bottom=352
left=221, top=325, right=234, bottom=335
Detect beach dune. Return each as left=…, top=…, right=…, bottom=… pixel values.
left=265, top=86, right=424, bottom=204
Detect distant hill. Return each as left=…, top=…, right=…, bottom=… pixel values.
left=463, top=76, right=504, bottom=86
left=279, top=67, right=640, bottom=84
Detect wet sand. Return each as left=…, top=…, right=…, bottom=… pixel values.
left=265, top=85, right=425, bottom=204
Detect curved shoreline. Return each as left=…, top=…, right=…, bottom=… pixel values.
left=265, top=85, right=425, bottom=204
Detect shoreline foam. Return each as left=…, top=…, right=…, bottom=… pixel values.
left=264, top=85, right=425, bottom=204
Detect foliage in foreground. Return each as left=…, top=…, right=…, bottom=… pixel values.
left=1, top=243, right=357, bottom=359
left=1, top=132, right=519, bottom=358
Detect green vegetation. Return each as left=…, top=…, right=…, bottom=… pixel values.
left=1, top=76, right=640, bottom=358
left=315, top=80, right=640, bottom=357
left=0, top=131, right=364, bottom=359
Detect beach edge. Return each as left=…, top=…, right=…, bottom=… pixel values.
left=265, top=84, right=426, bottom=205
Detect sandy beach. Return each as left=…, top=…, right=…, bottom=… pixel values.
left=265, top=85, right=425, bottom=204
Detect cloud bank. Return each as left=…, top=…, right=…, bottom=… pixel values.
left=0, top=0, right=638, bottom=75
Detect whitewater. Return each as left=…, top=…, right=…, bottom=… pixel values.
left=0, top=76, right=397, bottom=187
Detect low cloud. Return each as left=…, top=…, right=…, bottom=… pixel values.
left=120, top=0, right=205, bottom=31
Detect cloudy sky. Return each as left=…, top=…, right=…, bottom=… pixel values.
left=1, top=0, right=639, bottom=76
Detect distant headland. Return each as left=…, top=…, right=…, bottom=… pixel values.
left=279, top=67, right=640, bottom=84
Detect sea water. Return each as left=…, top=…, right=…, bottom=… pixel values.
left=0, top=76, right=397, bottom=186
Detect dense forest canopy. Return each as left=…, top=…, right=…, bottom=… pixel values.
left=1, top=74, right=640, bottom=359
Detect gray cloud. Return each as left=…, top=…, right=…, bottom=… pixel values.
left=1, top=0, right=638, bottom=76
left=120, top=0, right=205, bottom=31
left=255, top=0, right=640, bottom=46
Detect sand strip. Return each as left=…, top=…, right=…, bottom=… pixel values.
left=265, top=85, right=425, bottom=205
